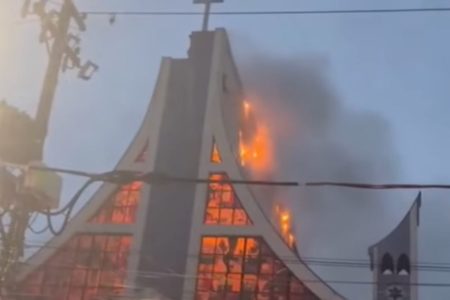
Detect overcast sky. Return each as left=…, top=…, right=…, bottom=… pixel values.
left=2, top=0, right=450, bottom=299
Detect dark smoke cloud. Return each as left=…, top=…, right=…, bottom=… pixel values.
left=238, top=55, right=407, bottom=299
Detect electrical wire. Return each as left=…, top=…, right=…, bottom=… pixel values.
left=2, top=163, right=298, bottom=240
left=28, top=213, right=38, bottom=226
left=5, top=160, right=441, bottom=281
left=29, top=164, right=450, bottom=190
left=30, top=165, right=299, bottom=187
left=18, top=164, right=450, bottom=239
left=19, top=241, right=450, bottom=273
left=26, top=213, right=48, bottom=235
left=125, top=271, right=450, bottom=288
left=44, top=179, right=94, bottom=235
left=40, top=179, right=95, bottom=216
left=27, top=223, right=48, bottom=235
left=27, top=222, right=48, bottom=235
left=81, top=7, right=450, bottom=17
left=39, top=170, right=139, bottom=235
left=11, top=262, right=450, bottom=289
left=303, top=182, right=450, bottom=190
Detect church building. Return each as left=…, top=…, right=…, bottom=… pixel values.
left=14, top=28, right=344, bottom=300
left=12, top=1, right=421, bottom=297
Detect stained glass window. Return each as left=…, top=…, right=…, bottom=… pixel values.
left=19, top=234, right=132, bottom=300
left=196, top=236, right=319, bottom=300
left=90, top=181, right=142, bottom=224
left=204, top=174, right=251, bottom=225
left=211, top=141, right=222, bottom=164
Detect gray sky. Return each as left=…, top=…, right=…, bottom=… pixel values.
left=2, top=0, right=450, bottom=299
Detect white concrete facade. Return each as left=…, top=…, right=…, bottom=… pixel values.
left=17, top=29, right=343, bottom=300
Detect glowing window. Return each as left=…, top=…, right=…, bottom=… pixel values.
left=196, top=236, right=319, bottom=300
left=211, top=141, right=222, bottom=164
left=204, top=173, right=252, bottom=225
left=19, top=234, right=132, bottom=300
left=90, top=182, right=142, bottom=224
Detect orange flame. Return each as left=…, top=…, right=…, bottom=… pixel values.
left=243, top=101, right=251, bottom=118
left=239, top=100, right=273, bottom=173
left=239, top=99, right=295, bottom=249
left=281, top=212, right=290, bottom=222
left=275, top=204, right=296, bottom=249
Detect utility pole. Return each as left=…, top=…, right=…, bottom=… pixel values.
left=22, top=0, right=98, bottom=159
left=33, top=0, right=85, bottom=159
left=194, top=0, right=224, bottom=31
left=0, top=0, right=97, bottom=296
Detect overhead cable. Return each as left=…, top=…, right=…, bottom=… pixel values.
left=19, top=242, right=450, bottom=273
left=30, top=164, right=450, bottom=190
left=82, top=7, right=450, bottom=17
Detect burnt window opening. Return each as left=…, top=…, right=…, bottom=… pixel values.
left=90, top=182, right=143, bottom=224
left=204, top=173, right=252, bottom=225
left=397, top=254, right=410, bottom=275
left=19, top=234, right=132, bottom=300
left=381, top=253, right=394, bottom=275
left=196, top=236, right=320, bottom=300
left=210, top=140, right=222, bottom=164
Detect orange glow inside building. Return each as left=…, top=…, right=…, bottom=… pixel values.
left=211, top=142, right=222, bottom=164
left=196, top=236, right=316, bottom=300
left=90, top=181, right=143, bottom=225
left=204, top=173, right=251, bottom=226
left=239, top=101, right=273, bottom=174
left=19, top=235, right=132, bottom=300
left=196, top=143, right=317, bottom=299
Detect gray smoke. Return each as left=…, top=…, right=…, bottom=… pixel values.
left=239, top=55, right=408, bottom=299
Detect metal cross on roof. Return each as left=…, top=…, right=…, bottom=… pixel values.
left=193, top=0, right=224, bottom=31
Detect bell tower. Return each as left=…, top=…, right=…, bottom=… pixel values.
left=369, top=193, right=421, bottom=300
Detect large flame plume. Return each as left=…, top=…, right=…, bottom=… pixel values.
left=239, top=100, right=274, bottom=175
left=239, top=99, right=296, bottom=249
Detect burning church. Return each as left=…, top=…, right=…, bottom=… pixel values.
left=12, top=28, right=346, bottom=300
left=10, top=0, right=425, bottom=295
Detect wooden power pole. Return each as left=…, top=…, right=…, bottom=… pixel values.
left=22, top=0, right=98, bottom=159
left=0, top=1, right=98, bottom=296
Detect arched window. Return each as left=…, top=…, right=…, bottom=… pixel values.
left=381, top=253, right=394, bottom=275
left=398, top=254, right=410, bottom=275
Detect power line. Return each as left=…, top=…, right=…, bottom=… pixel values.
left=81, top=6, right=450, bottom=17
left=303, top=182, right=450, bottom=190
left=26, top=163, right=450, bottom=190
left=29, top=165, right=299, bottom=187
left=9, top=161, right=450, bottom=190
left=12, top=263, right=450, bottom=289
left=19, top=241, right=450, bottom=273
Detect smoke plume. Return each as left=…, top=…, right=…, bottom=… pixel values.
left=239, top=55, right=404, bottom=298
